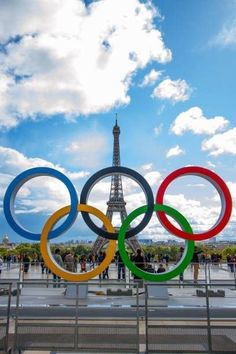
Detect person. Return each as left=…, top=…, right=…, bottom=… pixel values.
left=80, top=255, right=87, bottom=272
left=6, top=254, right=11, bottom=270
left=116, top=250, right=126, bottom=280
left=157, top=263, right=166, bottom=273
left=229, top=255, right=235, bottom=272
left=146, top=252, right=151, bottom=263
left=53, top=248, right=63, bottom=287
left=88, top=253, right=95, bottom=269
left=64, top=251, right=75, bottom=272
left=0, top=256, right=3, bottom=275
left=97, top=251, right=104, bottom=280
left=146, top=263, right=155, bottom=273
left=41, top=257, right=46, bottom=274
left=163, top=254, right=169, bottom=266
left=102, top=252, right=109, bottom=279
left=23, top=254, right=30, bottom=273
left=191, top=247, right=202, bottom=284
left=133, top=249, right=145, bottom=280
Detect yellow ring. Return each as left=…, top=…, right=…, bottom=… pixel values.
left=40, top=204, right=116, bottom=281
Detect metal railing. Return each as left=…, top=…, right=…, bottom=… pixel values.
left=13, top=280, right=140, bottom=353
left=0, top=282, right=12, bottom=353
left=2, top=260, right=236, bottom=283
left=1, top=277, right=236, bottom=353
left=144, top=281, right=236, bottom=353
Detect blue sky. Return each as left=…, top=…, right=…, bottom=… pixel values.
left=0, top=0, right=235, bottom=243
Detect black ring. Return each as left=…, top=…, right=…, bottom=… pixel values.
left=80, top=166, right=154, bottom=240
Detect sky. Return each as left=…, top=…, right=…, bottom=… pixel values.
left=0, top=0, right=236, bottom=244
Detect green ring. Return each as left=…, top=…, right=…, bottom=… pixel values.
left=118, top=204, right=195, bottom=282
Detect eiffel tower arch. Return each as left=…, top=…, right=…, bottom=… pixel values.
left=92, top=118, right=140, bottom=255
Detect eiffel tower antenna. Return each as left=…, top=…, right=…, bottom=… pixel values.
left=92, top=115, right=140, bottom=254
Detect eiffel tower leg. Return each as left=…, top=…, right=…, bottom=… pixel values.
left=92, top=236, right=109, bottom=255
left=126, top=236, right=141, bottom=254
left=93, top=235, right=141, bottom=256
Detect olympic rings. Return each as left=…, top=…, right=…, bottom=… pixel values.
left=80, top=166, right=154, bottom=240
left=40, top=204, right=116, bottom=281
left=156, top=166, right=233, bottom=241
left=3, top=167, right=78, bottom=241
left=118, top=204, right=195, bottom=282
left=3, top=164, right=233, bottom=282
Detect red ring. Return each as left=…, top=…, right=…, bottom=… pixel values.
left=156, top=166, right=232, bottom=241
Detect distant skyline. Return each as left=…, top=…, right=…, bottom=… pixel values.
left=0, top=0, right=235, bottom=243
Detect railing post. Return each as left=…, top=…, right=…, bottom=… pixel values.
left=128, top=267, right=131, bottom=288
left=233, top=263, right=236, bottom=290
left=74, top=283, right=79, bottom=350
left=208, top=263, right=212, bottom=288
left=205, top=282, right=212, bottom=352
left=21, top=262, right=25, bottom=287
left=5, top=282, right=12, bottom=353
left=18, top=261, right=22, bottom=281
left=14, top=282, right=20, bottom=353
left=136, top=282, right=140, bottom=354
left=46, top=270, right=49, bottom=288
left=145, top=283, right=148, bottom=354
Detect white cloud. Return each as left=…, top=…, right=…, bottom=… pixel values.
left=227, top=181, right=236, bottom=200
left=0, top=146, right=89, bottom=213
left=211, top=23, right=236, bottom=47
left=152, top=78, right=191, bottom=102
left=66, top=133, right=107, bottom=168
left=207, top=161, right=216, bottom=169
left=0, top=0, right=172, bottom=130
left=144, top=171, right=161, bottom=186
left=186, top=183, right=205, bottom=187
left=0, top=73, right=18, bottom=129
left=202, top=127, right=236, bottom=156
left=163, top=193, right=221, bottom=233
left=154, top=123, right=163, bottom=135
left=171, top=106, right=229, bottom=135
left=139, top=69, right=162, bottom=87
left=166, top=145, right=185, bottom=158
left=140, top=163, right=153, bottom=171
left=227, top=181, right=236, bottom=222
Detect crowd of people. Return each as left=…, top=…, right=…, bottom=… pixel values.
left=1, top=247, right=236, bottom=285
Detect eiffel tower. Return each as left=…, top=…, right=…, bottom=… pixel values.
left=92, top=117, right=140, bottom=254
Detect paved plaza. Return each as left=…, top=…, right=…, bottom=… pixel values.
left=1, top=262, right=236, bottom=308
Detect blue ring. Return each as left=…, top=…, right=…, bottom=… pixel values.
left=3, top=167, right=78, bottom=241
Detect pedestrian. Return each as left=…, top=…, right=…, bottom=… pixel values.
left=228, top=255, right=235, bottom=272
left=102, top=252, right=109, bottom=279
left=116, top=251, right=126, bottom=280
left=53, top=248, right=63, bottom=287
left=80, top=255, right=87, bottom=272
left=157, top=263, right=166, bottom=273
left=89, top=253, right=95, bottom=269
left=97, top=251, right=104, bottom=280
left=0, top=256, right=3, bottom=275
left=41, top=257, right=46, bottom=274
left=23, top=254, right=30, bottom=273
left=6, top=254, right=11, bottom=270
left=163, top=254, right=169, bottom=266
left=64, top=251, right=75, bottom=272
left=133, top=249, right=145, bottom=280
left=191, top=247, right=202, bottom=284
